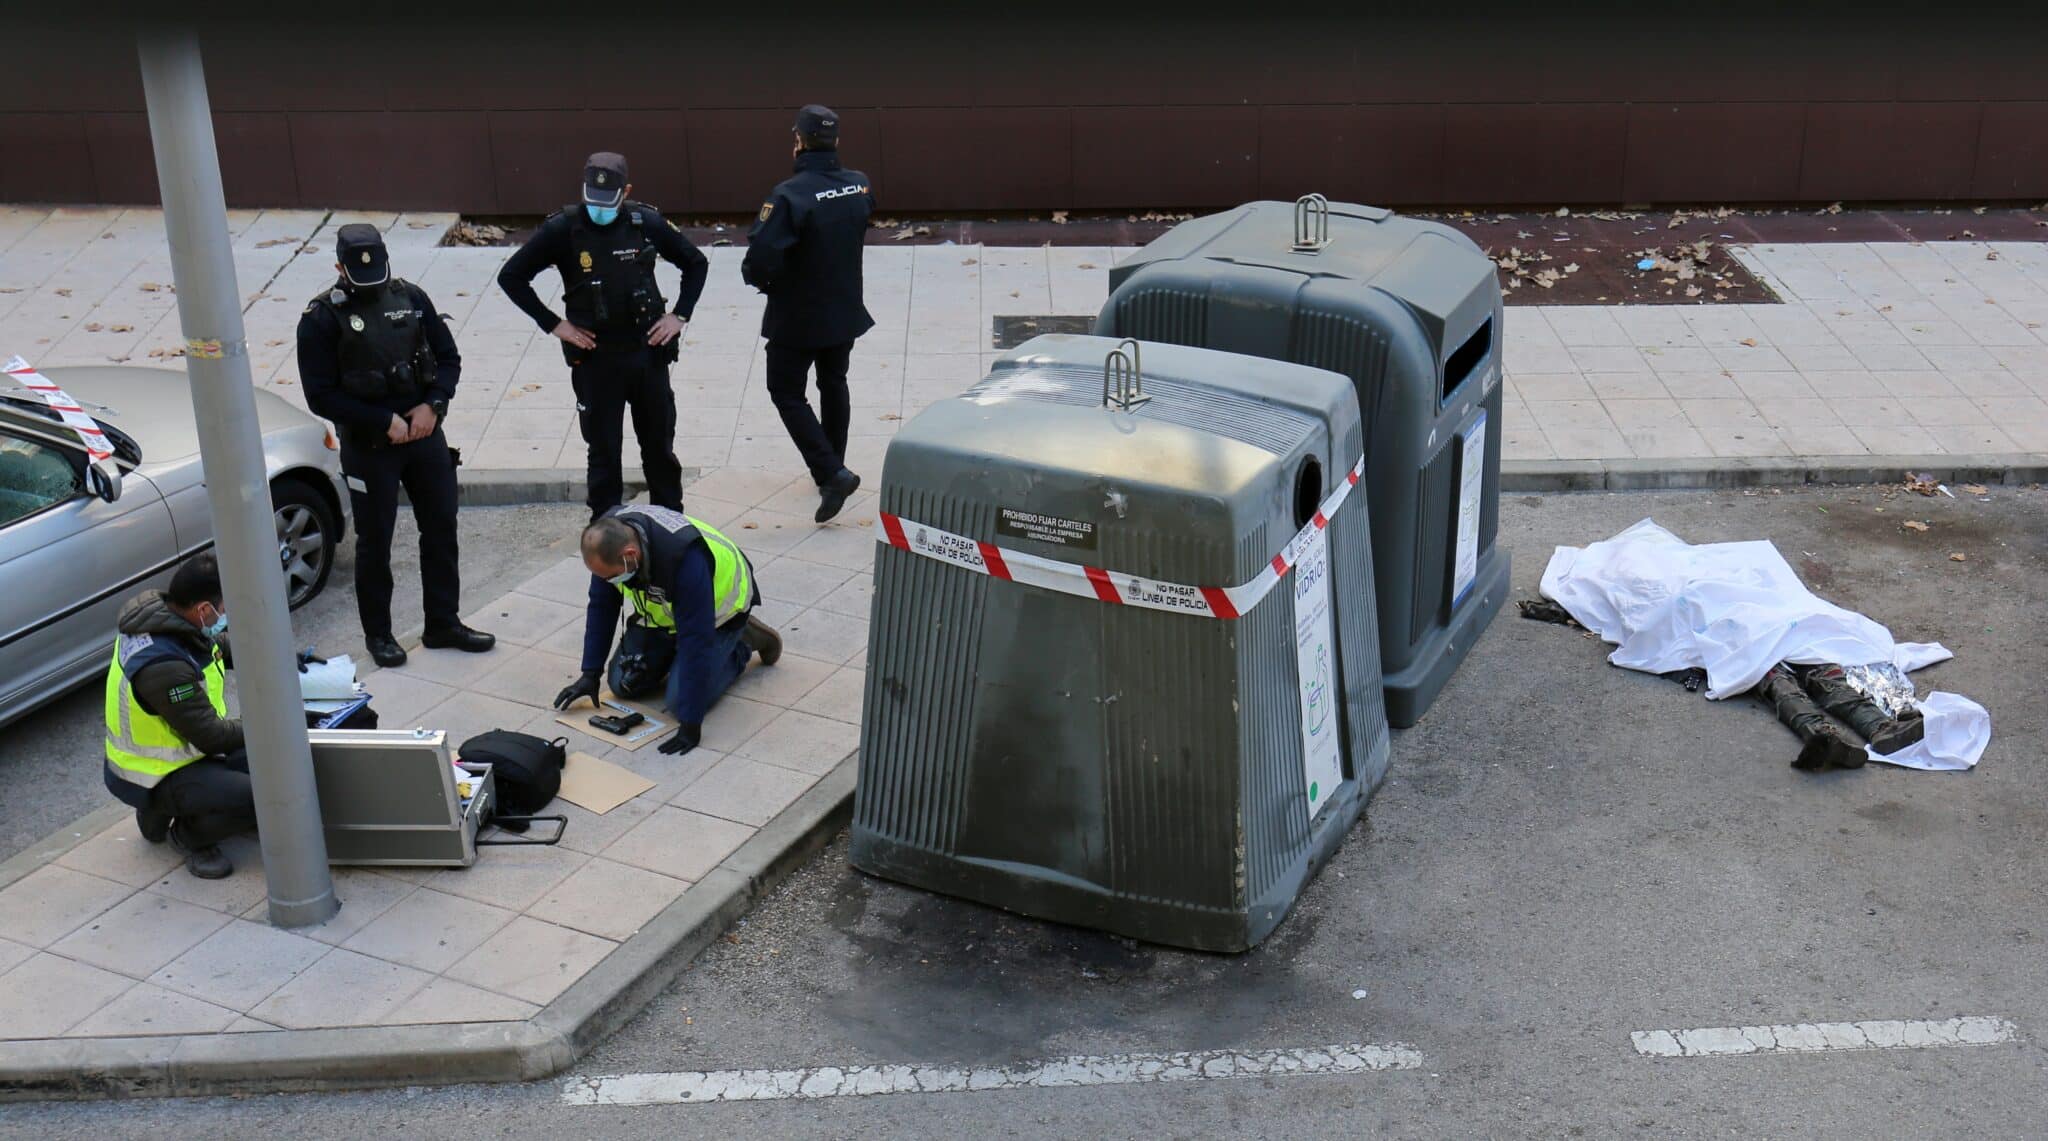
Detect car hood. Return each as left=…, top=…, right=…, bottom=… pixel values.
left=22, top=365, right=317, bottom=464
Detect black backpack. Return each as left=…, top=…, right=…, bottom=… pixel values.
left=459, top=730, right=567, bottom=828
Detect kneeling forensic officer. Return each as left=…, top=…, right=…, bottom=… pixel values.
left=552, top=506, right=782, bottom=755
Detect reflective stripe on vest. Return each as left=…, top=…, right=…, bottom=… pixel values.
left=618, top=515, right=753, bottom=631
left=103, top=634, right=228, bottom=788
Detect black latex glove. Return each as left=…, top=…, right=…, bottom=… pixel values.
left=553, top=669, right=602, bottom=710
left=658, top=722, right=702, bottom=756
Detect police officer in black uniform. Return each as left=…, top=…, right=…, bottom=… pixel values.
left=742, top=105, right=875, bottom=523
left=298, top=224, right=495, bottom=668
left=498, top=152, right=709, bottom=519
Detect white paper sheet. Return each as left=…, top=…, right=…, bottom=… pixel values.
left=1540, top=519, right=1991, bottom=771
left=297, top=655, right=363, bottom=701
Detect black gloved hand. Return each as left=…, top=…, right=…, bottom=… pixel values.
left=553, top=669, right=602, bottom=710
left=657, top=722, right=702, bottom=756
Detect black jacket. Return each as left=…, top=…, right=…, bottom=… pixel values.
left=742, top=150, right=876, bottom=349
left=497, top=203, right=709, bottom=349
left=298, top=278, right=461, bottom=442
left=116, top=591, right=242, bottom=757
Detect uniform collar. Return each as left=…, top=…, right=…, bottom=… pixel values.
left=794, top=150, right=843, bottom=174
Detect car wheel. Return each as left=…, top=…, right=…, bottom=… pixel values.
left=271, top=478, right=338, bottom=609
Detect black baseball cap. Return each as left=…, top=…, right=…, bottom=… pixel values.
left=334, top=223, right=388, bottom=287
left=794, top=104, right=839, bottom=147
left=584, top=152, right=629, bottom=208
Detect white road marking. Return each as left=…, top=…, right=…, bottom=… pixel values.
left=561, top=1042, right=1425, bottom=1107
left=1632, top=1016, right=2018, bottom=1059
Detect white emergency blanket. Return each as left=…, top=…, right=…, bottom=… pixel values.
left=1540, top=519, right=1990, bottom=771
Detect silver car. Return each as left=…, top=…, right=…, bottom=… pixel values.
left=0, top=365, right=349, bottom=728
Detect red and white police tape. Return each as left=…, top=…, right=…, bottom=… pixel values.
left=874, top=456, right=1364, bottom=621
left=3, top=355, right=116, bottom=461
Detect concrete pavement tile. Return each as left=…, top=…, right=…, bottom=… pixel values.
left=1849, top=423, right=1945, bottom=454
left=814, top=572, right=873, bottom=618
left=724, top=506, right=824, bottom=558
left=56, top=820, right=184, bottom=888
left=1567, top=346, right=1646, bottom=374
left=359, top=673, right=456, bottom=729
left=1508, top=345, right=1579, bottom=374
left=51, top=891, right=231, bottom=979
left=1850, top=342, right=1933, bottom=371
left=1731, top=371, right=1818, bottom=401
left=1825, top=317, right=1910, bottom=347
left=603, top=805, right=756, bottom=881
left=0, top=938, right=32, bottom=976
left=1653, top=371, right=1743, bottom=400
left=551, top=796, right=660, bottom=856
left=1918, top=344, right=2002, bottom=371
left=528, top=858, right=691, bottom=940
left=1946, top=369, right=2032, bottom=397
left=669, top=756, right=820, bottom=828
left=1988, top=344, right=2048, bottom=374
left=467, top=592, right=583, bottom=647
left=382, top=644, right=514, bottom=686
left=1904, top=398, right=1993, bottom=428
left=1505, top=372, right=1593, bottom=402
left=425, top=841, right=587, bottom=912
left=445, top=916, right=616, bottom=1005
left=734, top=709, right=861, bottom=776
left=1830, top=397, right=1916, bottom=429
left=463, top=438, right=564, bottom=469
left=780, top=606, right=870, bottom=664
left=1874, top=370, right=1965, bottom=400
left=1770, top=421, right=1870, bottom=455
left=1583, top=372, right=1668, bottom=401
left=1972, top=395, right=2048, bottom=427
left=785, top=523, right=879, bottom=572
left=1800, top=370, right=1887, bottom=397
left=385, top=977, right=540, bottom=1024
left=1542, top=307, right=1631, bottom=347
left=145, top=835, right=269, bottom=914
left=339, top=887, right=517, bottom=974
left=0, top=953, right=134, bottom=1038
left=1617, top=423, right=1715, bottom=458
left=1691, top=419, right=1790, bottom=458
left=514, top=555, right=592, bottom=602
left=534, top=620, right=589, bottom=661
left=1525, top=399, right=1620, bottom=436
left=687, top=466, right=795, bottom=507
left=755, top=556, right=856, bottom=609
left=1601, top=398, right=1684, bottom=431
left=1755, top=398, right=1845, bottom=430
left=793, top=666, right=865, bottom=725
left=1677, top=397, right=1767, bottom=428
left=0, top=864, right=135, bottom=948
left=1640, top=346, right=1723, bottom=374
left=727, top=651, right=835, bottom=707
left=69, top=981, right=238, bottom=1037
left=673, top=406, right=741, bottom=436
left=675, top=435, right=733, bottom=468
left=1501, top=423, right=1556, bottom=460
left=485, top=407, right=578, bottom=441
left=1923, top=424, right=2021, bottom=454
left=147, top=919, right=328, bottom=1010
left=1710, top=344, right=1796, bottom=372
left=469, top=648, right=583, bottom=707
left=1779, top=342, right=1862, bottom=371
left=250, top=947, right=434, bottom=1029
left=1894, top=319, right=1971, bottom=346
left=415, top=690, right=548, bottom=746
left=1541, top=424, right=1630, bottom=460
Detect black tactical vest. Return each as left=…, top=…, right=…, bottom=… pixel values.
left=561, top=204, right=665, bottom=340
left=319, top=280, right=432, bottom=404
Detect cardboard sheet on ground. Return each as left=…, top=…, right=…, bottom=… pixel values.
left=553, top=689, right=669, bottom=752
left=557, top=750, right=657, bottom=814
left=1540, top=518, right=1992, bottom=771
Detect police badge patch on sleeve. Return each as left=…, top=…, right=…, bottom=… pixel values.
left=758, top=202, right=774, bottom=222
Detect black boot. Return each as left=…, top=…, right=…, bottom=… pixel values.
left=1799, top=665, right=1926, bottom=757
left=422, top=622, right=496, bottom=653
left=741, top=614, right=784, bottom=667
left=366, top=633, right=407, bottom=668
left=1754, top=664, right=1866, bottom=773
left=815, top=468, right=861, bottom=524
left=170, top=822, right=233, bottom=880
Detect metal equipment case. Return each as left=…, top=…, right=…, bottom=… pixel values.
left=308, top=728, right=492, bottom=866
left=1097, top=196, right=1508, bottom=727
left=852, top=334, right=1391, bottom=951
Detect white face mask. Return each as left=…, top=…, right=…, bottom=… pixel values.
left=606, top=556, right=638, bottom=586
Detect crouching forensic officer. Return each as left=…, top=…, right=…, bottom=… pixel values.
left=299, top=223, right=495, bottom=669
left=552, top=506, right=782, bottom=756
left=103, top=554, right=250, bottom=880
left=498, top=152, right=709, bottom=519
left=742, top=105, right=875, bottom=523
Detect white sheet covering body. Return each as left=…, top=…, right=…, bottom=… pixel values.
left=1539, top=519, right=1990, bottom=771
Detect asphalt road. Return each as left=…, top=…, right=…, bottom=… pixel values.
left=0, top=501, right=591, bottom=861
left=7, top=484, right=2046, bottom=1138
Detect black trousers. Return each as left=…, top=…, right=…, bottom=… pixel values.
left=765, top=340, right=853, bottom=485
left=341, top=429, right=462, bottom=639
left=572, top=347, right=684, bottom=517
left=154, top=750, right=256, bottom=849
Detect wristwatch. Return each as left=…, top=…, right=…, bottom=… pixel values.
left=429, top=398, right=449, bottom=421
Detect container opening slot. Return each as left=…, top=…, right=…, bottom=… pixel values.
left=1442, top=318, right=1492, bottom=402
left=1294, top=455, right=1323, bottom=530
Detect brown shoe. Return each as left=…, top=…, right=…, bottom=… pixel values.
left=741, top=614, right=783, bottom=667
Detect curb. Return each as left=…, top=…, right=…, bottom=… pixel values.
left=0, top=752, right=856, bottom=1102
left=1500, top=454, right=2048, bottom=493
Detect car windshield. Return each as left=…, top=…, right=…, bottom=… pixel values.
left=0, top=392, right=143, bottom=465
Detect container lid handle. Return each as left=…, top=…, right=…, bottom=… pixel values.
left=1292, top=193, right=1331, bottom=253
left=1102, top=339, right=1152, bottom=412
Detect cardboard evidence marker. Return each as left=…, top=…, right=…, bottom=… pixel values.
left=557, top=750, right=657, bottom=815
left=553, top=687, right=669, bottom=752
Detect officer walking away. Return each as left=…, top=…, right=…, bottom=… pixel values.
left=742, top=105, right=875, bottom=523
left=498, top=153, right=709, bottom=519
left=103, top=554, right=251, bottom=879
left=552, top=506, right=782, bottom=757
left=299, top=224, right=495, bottom=669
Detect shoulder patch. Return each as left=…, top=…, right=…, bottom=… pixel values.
left=303, top=302, right=317, bottom=314
left=758, top=202, right=774, bottom=222
left=165, top=682, right=197, bottom=704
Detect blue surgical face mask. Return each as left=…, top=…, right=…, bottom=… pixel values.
left=202, top=606, right=228, bottom=640
left=585, top=204, right=619, bottom=226
left=606, top=557, right=637, bottom=587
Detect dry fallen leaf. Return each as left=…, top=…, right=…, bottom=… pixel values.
left=1902, top=520, right=1930, bottom=532
left=139, top=282, right=163, bottom=292
left=1738, top=337, right=1758, bottom=347
left=1684, top=285, right=1703, bottom=298
left=1077, top=262, right=1097, bottom=270
left=1950, top=552, right=1967, bottom=562
left=741, top=522, right=758, bottom=530
left=84, top=322, right=103, bottom=332
left=1962, top=483, right=1989, bottom=496
left=54, top=287, right=71, bottom=297
left=961, top=257, right=978, bottom=266
left=254, top=237, right=299, bottom=248
left=1050, top=210, right=1069, bottom=224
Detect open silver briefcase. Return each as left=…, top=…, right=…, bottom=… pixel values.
left=307, top=728, right=564, bottom=867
